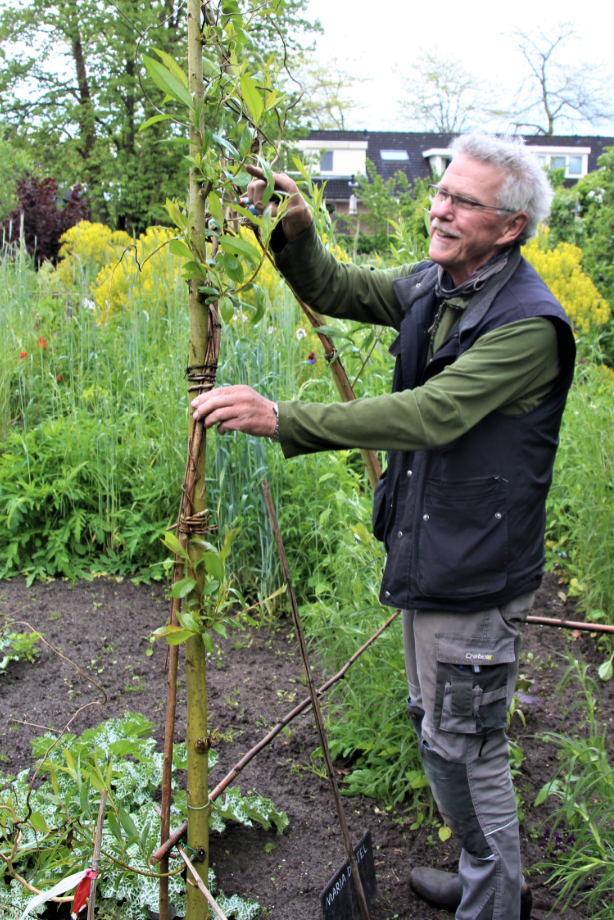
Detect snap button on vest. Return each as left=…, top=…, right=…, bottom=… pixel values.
left=384, top=591, right=390, bottom=598
left=423, top=514, right=429, bottom=521
left=407, top=470, right=412, bottom=478
left=397, top=531, right=403, bottom=539
left=495, top=512, right=502, bottom=519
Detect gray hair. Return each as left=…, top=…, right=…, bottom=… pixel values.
left=448, top=134, right=553, bottom=244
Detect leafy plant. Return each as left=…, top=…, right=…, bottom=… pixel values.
left=0, top=629, right=40, bottom=673
left=0, top=713, right=287, bottom=919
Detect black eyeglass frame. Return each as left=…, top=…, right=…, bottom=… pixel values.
left=428, top=184, right=517, bottom=214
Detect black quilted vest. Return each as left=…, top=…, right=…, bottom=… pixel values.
left=372, top=255, right=576, bottom=613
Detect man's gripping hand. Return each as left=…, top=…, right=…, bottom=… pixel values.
left=245, top=165, right=312, bottom=242
left=191, top=385, right=277, bottom=438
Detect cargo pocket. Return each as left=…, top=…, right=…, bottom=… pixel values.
left=417, top=476, right=508, bottom=598
left=434, top=635, right=515, bottom=736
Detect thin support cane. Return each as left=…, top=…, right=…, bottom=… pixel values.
left=86, top=789, right=108, bottom=920
left=261, top=479, right=371, bottom=920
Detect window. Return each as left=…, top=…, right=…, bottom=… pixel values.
left=529, top=148, right=589, bottom=179
left=380, top=150, right=409, bottom=161
left=320, top=151, right=334, bottom=172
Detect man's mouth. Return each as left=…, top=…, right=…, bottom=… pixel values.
left=432, top=224, right=460, bottom=240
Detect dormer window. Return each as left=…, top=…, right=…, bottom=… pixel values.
left=380, top=150, right=409, bottom=161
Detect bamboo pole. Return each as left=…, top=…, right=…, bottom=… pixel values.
left=151, top=608, right=400, bottom=865
left=262, top=480, right=371, bottom=920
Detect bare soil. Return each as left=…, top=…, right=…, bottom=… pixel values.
left=1, top=572, right=611, bottom=920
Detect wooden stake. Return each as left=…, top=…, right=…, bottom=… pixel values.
left=262, top=479, right=371, bottom=920
left=86, top=789, right=108, bottom=920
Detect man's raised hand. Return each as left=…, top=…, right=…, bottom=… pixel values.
left=191, top=385, right=277, bottom=438
left=245, top=165, right=312, bottom=242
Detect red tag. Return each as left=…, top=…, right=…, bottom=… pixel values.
left=71, top=870, right=98, bottom=920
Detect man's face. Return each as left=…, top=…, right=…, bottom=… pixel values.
left=428, top=155, right=527, bottom=285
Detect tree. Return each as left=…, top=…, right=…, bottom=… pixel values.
left=510, top=25, right=614, bottom=135
left=0, top=0, right=319, bottom=232
left=3, top=177, right=91, bottom=264
left=0, top=128, right=35, bottom=223
left=292, top=58, right=359, bottom=129
left=396, top=52, right=502, bottom=133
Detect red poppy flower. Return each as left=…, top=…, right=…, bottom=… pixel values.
left=307, top=351, right=316, bottom=364
left=57, top=374, right=63, bottom=383
left=38, top=337, right=46, bottom=350
left=19, top=351, right=27, bottom=358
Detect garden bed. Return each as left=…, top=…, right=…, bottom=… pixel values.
left=1, top=572, right=610, bottom=920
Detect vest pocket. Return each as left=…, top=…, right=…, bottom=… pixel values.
left=417, top=477, right=508, bottom=598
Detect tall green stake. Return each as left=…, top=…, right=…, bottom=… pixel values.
left=186, top=0, right=210, bottom=916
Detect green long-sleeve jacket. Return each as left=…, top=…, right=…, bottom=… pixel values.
left=273, top=224, right=559, bottom=459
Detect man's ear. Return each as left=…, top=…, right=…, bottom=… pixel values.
left=497, top=212, right=529, bottom=247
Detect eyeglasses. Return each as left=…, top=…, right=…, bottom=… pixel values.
left=428, top=184, right=517, bottom=214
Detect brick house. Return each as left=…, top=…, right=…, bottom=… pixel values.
left=296, top=130, right=614, bottom=216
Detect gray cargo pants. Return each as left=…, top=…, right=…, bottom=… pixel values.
left=403, top=591, right=535, bottom=920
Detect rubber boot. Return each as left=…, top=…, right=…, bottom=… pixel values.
left=409, top=867, right=532, bottom=918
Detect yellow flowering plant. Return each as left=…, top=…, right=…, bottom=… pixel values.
left=522, top=227, right=610, bottom=334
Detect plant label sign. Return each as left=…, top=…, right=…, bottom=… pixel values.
left=319, top=829, right=377, bottom=920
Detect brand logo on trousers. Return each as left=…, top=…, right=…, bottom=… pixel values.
left=465, top=652, right=493, bottom=660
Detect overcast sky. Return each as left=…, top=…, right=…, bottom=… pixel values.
left=304, top=0, right=614, bottom=135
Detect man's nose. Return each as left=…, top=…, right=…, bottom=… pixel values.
left=430, top=196, right=454, bottom=221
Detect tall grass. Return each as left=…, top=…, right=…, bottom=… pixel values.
left=0, top=239, right=392, bottom=592
left=545, top=360, right=614, bottom=623
left=534, top=655, right=614, bottom=918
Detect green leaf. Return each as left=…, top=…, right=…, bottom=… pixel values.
left=292, top=156, right=310, bottom=182
left=118, top=807, right=139, bottom=842
left=313, top=325, right=353, bottom=340
left=598, top=657, right=613, bottom=681
left=169, top=239, right=193, bottom=260
left=240, top=73, right=263, bottom=125
left=202, top=632, right=214, bottom=651
left=139, top=114, right=174, bottom=132
left=143, top=56, right=194, bottom=110
left=208, top=191, right=224, bottom=227
left=153, top=624, right=196, bottom=645
left=438, top=825, right=452, bottom=842
left=171, top=577, right=197, bottom=599
left=30, top=811, right=50, bottom=833
left=351, top=522, right=371, bottom=544
left=534, top=781, right=557, bottom=807
left=219, top=234, right=261, bottom=266
left=251, top=287, right=266, bottom=325
left=211, top=133, right=240, bottom=159
left=212, top=622, right=228, bottom=639
left=219, top=296, right=234, bottom=323
left=152, top=48, right=188, bottom=88
left=204, top=552, right=224, bottom=582
left=108, top=811, right=123, bottom=842
left=166, top=198, right=187, bottom=231
left=161, top=531, right=190, bottom=561
left=239, top=124, right=253, bottom=158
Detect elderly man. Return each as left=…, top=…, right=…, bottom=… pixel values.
left=192, top=134, right=576, bottom=920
